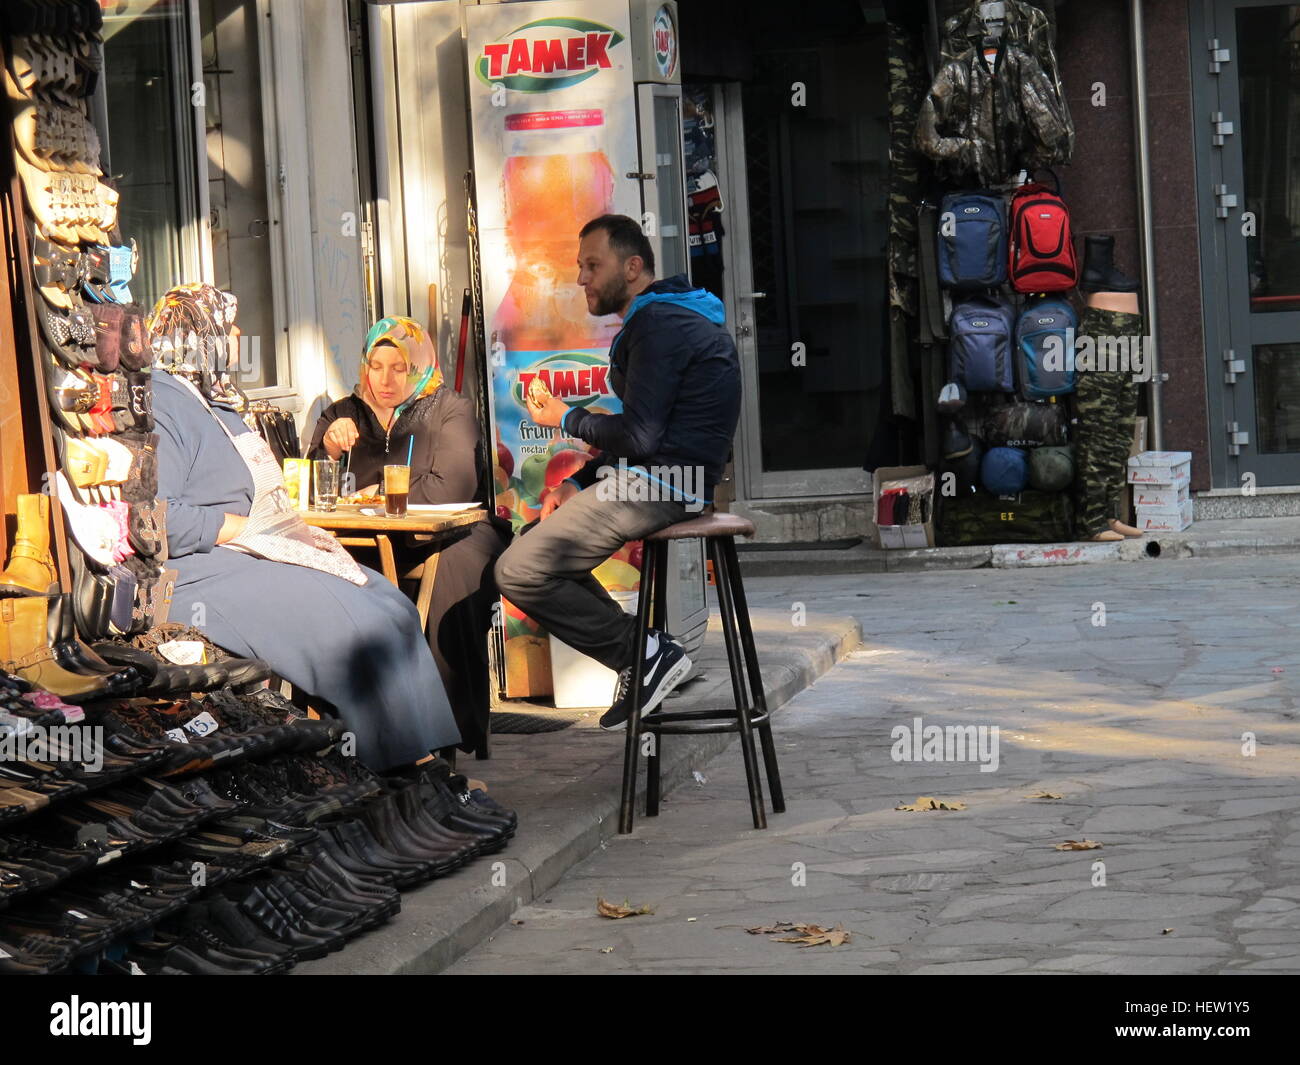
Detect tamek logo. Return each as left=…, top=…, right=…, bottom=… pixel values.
left=476, top=17, right=626, bottom=92
left=963, top=206, right=981, bottom=214
left=972, top=320, right=989, bottom=327
left=1037, top=317, right=1055, bottom=324
left=653, top=6, right=677, bottom=78
left=514, top=352, right=612, bottom=408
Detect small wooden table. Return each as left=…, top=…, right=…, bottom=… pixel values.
left=302, top=507, right=485, bottom=628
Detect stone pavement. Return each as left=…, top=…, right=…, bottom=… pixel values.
left=299, top=603, right=859, bottom=974
left=451, top=555, right=1300, bottom=974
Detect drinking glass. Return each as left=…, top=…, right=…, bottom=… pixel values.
left=313, top=459, right=340, bottom=512
left=383, top=464, right=410, bottom=518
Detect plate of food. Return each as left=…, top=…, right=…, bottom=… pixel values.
left=336, top=492, right=384, bottom=509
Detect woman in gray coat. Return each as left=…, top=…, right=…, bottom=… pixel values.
left=148, top=284, right=461, bottom=770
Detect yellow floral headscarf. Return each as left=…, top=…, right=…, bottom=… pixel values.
left=361, top=316, right=443, bottom=413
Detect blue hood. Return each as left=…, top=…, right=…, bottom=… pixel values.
left=622, top=274, right=726, bottom=326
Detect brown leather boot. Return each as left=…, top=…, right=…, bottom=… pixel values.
left=0, top=494, right=59, bottom=597
left=0, top=596, right=109, bottom=698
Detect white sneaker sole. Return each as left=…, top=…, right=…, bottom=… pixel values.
left=601, top=653, right=692, bottom=731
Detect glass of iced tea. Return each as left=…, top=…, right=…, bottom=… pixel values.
left=383, top=464, right=410, bottom=518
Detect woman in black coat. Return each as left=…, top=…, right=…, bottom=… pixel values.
left=308, top=316, right=510, bottom=756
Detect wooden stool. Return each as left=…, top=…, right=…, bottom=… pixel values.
left=618, top=513, right=785, bottom=833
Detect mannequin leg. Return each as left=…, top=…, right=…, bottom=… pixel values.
left=1074, top=305, right=1144, bottom=541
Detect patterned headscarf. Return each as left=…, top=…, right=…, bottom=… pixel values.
left=146, top=282, right=244, bottom=407
left=360, top=316, right=443, bottom=415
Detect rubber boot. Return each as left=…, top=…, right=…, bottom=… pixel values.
left=0, top=494, right=58, bottom=597
left=1079, top=235, right=1139, bottom=293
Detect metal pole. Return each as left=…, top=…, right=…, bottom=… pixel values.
left=1130, top=0, right=1164, bottom=449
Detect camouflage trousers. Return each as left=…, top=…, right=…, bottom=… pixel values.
left=1073, top=307, right=1145, bottom=538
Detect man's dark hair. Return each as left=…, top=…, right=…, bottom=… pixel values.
left=580, top=214, right=655, bottom=276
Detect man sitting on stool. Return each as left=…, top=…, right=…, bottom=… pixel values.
left=495, top=214, right=740, bottom=730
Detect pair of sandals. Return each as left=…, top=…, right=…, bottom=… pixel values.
left=15, top=152, right=116, bottom=246
left=44, top=362, right=152, bottom=436
left=34, top=234, right=138, bottom=311
left=58, top=428, right=158, bottom=507
left=41, top=300, right=146, bottom=373
left=8, top=68, right=102, bottom=176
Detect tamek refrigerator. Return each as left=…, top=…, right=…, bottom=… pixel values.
left=465, top=0, right=707, bottom=701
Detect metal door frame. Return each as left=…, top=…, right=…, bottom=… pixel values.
left=714, top=81, right=871, bottom=501
left=1193, top=0, right=1300, bottom=486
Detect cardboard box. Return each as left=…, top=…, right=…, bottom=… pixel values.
left=1135, top=499, right=1194, bottom=531
left=1127, top=450, right=1192, bottom=485
left=1120, top=417, right=1150, bottom=526
left=872, top=465, right=934, bottom=550
left=1133, top=482, right=1190, bottom=509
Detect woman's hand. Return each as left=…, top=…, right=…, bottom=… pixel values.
left=322, top=417, right=360, bottom=460
left=216, top=513, right=248, bottom=545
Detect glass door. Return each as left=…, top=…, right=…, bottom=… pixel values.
left=1206, top=1, right=1300, bottom=484
left=727, top=32, right=885, bottom=499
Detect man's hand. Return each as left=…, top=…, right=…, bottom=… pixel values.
left=322, top=417, right=360, bottom=459
left=528, top=391, right=570, bottom=428
left=541, top=480, right=578, bottom=519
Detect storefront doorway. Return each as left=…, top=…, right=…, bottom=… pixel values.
left=1195, top=0, right=1300, bottom=486
left=694, top=2, right=886, bottom=501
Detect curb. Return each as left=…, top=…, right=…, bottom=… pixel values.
left=297, top=610, right=863, bottom=975
left=738, top=530, right=1300, bottom=575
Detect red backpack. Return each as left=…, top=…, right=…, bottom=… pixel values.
left=1007, top=176, right=1077, bottom=293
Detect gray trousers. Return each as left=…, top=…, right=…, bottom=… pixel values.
left=494, top=480, right=688, bottom=672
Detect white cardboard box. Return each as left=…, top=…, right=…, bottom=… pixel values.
left=1133, top=482, right=1190, bottom=509
left=1128, top=450, right=1192, bottom=485
left=1135, top=499, right=1194, bottom=531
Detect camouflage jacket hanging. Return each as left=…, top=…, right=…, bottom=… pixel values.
left=915, top=35, right=1072, bottom=187
left=941, top=0, right=1073, bottom=165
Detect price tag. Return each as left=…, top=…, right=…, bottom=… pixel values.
left=183, top=711, right=221, bottom=738
left=164, top=727, right=190, bottom=744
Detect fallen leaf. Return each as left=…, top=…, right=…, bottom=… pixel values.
left=896, top=796, right=967, bottom=811
left=746, top=922, right=796, bottom=935
left=599, top=947, right=614, bottom=954
left=1055, top=839, right=1102, bottom=851
left=1027, top=791, right=1063, bottom=800
left=1162, top=928, right=1174, bottom=935
left=597, top=897, right=655, bottom=919
left=686, top=917, right=698, bottom=923
left=773, top=924, right=852, bottom=947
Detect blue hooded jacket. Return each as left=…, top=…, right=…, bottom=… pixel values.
left=562, top=274, right=740, bottom=502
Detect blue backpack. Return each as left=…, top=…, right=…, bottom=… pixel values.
left=949, top=297, right=1017, bottom=393
left=938, top=192, right=1007, bottom=290
left=1015, top=298, right=1078, bottom=399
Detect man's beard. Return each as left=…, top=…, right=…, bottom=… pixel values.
left=589, top=273, right=630, bottom=317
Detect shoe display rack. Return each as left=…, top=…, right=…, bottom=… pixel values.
left=0, top=0, right=517, bottom=976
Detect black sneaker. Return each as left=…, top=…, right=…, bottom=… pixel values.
left=599, top=632, right=691, bottom=731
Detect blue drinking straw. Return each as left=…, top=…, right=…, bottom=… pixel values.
left=407, top=435, right=414, bottom=467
